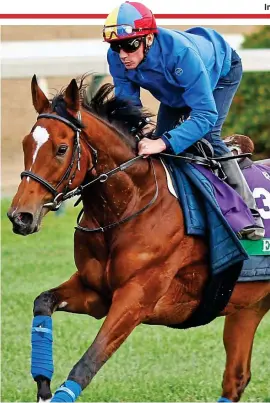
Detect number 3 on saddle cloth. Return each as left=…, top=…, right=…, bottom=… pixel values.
left=163, top=157, right=270, bottom=279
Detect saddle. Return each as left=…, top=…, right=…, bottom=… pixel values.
left=187, top=137, right=215, bottom=159
left=129, top=115, right=251, bottom=187
left=174, top=138, right=252, bottom=183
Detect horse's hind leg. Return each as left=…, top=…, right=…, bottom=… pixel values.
left=220, top=294, right=270, bottom=402
left=32, top=272, right=109, bottom=402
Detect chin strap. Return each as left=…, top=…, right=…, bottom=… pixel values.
left=141, top=36, right=153, bottom=63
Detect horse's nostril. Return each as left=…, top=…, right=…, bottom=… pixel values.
left=15, top=212, right=34, bottom=227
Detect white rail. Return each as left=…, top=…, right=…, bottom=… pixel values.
left=1, top=36, right=270, bottom=79
left=1, top=39, right=110, bottom=78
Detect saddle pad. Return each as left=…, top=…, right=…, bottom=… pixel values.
left=237, top=255, right=270, bottom=282
left=162, top=158, right=248, bottom=274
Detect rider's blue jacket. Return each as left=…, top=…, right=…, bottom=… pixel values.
left=107, top=27, right=232, bottom=154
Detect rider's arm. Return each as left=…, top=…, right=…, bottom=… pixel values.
left=107, top=49, right=142, bottom=107
left=161, top=47, right=218, bottom=154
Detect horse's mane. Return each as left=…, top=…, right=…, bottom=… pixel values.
left=51, top=75, right=156, bottom=150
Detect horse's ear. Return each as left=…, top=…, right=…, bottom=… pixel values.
left=31, top=75, right=50, bottom=114
left=64, top=79, right=80, bottom=113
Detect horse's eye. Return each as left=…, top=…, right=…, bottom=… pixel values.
left=57, top=144, right=68, bottom=156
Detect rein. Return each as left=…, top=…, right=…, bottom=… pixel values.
left=159, top=151, right=252, bottom=181
left=20, top=112, right=159, bottom=233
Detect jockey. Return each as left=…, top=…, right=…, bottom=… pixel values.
left=103, top=1, right=265, bottom=240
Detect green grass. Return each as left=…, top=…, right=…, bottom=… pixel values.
left=1, top=199, right=270, bottom=402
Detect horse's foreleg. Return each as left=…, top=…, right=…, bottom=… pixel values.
left=32, top=272, right=109, bottom=402
left=219, top=295, right=270, bottom=402
left=51, top=279, right=158, bottom=402
left=32, top=289, right=57, bottom=403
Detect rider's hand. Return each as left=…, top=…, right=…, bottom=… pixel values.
left=138, top=138, right=167, bottom=158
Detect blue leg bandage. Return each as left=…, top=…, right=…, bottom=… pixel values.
left=51, top=380, right=82, bottom=402
left=31, top=315, right=54, bottom=380
left=218, top=397, right=232, bottom=402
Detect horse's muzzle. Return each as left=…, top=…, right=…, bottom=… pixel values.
left=7, top=210, right=37, bottom=236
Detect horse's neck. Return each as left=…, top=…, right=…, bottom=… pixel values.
left=81, top=112, right=150, bottom=225
left=83, top=110, right=135, bottom=166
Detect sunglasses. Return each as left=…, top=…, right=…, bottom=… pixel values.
left=110, top=37, right=144, bottom=54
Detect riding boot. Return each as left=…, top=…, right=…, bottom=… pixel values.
left=220, top=152, right=265, bottom=240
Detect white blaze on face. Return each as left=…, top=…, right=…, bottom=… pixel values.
left=27, top=126, right=50, bottom=182
left=32, top=126, right=50, bottom=164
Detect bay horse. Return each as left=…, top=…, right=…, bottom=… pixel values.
left=7, top=75, right=270, bottom=402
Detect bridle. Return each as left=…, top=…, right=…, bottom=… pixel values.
left=20, top=112, right=159, bottom=233
left=21, top=113, right=98, bottom=211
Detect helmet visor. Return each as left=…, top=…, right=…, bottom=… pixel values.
left=103, top=24, right=150, bottom=41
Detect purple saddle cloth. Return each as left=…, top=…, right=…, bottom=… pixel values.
left=195, top=165, right=256, bottom=234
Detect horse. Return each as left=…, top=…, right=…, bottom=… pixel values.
left=7, top=75, right=270, bottom=403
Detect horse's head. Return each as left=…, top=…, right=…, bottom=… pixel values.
left=7, top=75, right=92, bottom=235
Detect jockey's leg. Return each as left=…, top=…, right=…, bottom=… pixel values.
left=218, top=152, right=265, bottom=239
left=32, top=272, right=109, bottom=402
left=205, top=49, right=265, bottom=240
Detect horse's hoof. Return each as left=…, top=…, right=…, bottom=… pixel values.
left=38, top=394, right=53, bottom=403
